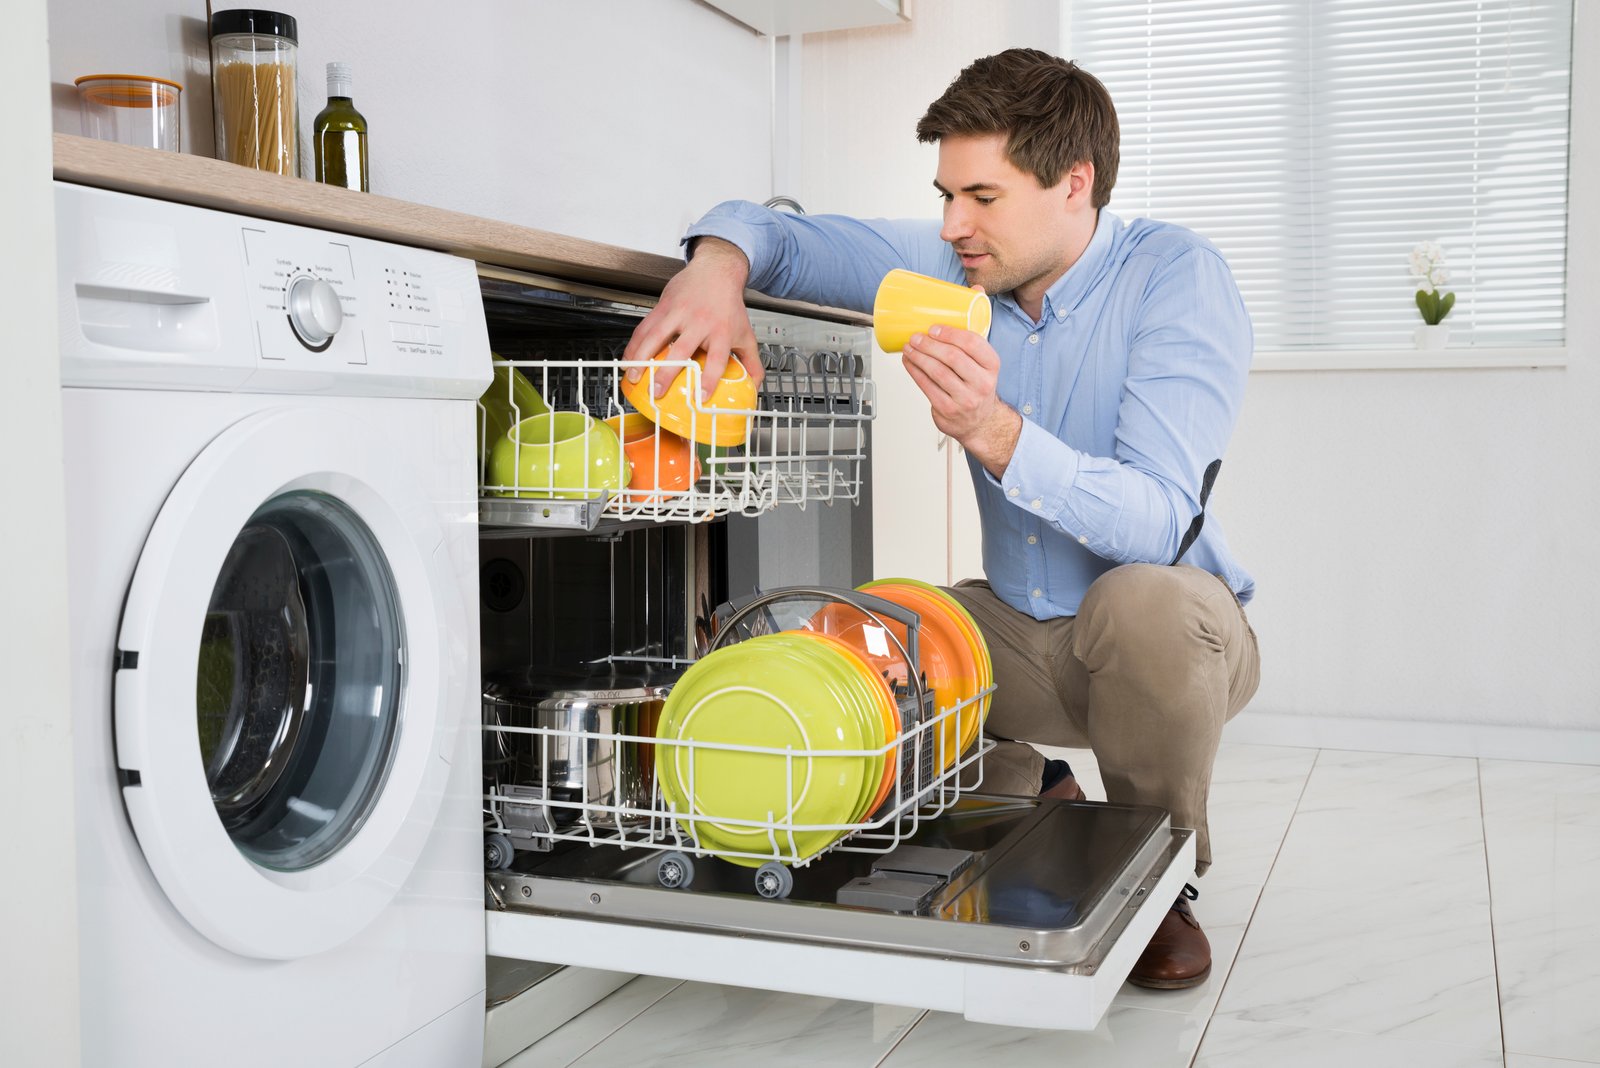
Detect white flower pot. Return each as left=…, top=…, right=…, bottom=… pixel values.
left=1414, top=324, right=1450, bottom=350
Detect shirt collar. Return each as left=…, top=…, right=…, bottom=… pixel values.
left=996, top=210, right=1120, bottom=327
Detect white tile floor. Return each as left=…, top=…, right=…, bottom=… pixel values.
left=499, top=743, right=1600, bottom=1068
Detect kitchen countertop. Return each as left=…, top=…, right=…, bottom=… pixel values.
left=52, top=133, right=868, bottom=326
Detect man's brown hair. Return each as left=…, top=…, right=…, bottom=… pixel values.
left=916, top=48, right=1120, bottom=209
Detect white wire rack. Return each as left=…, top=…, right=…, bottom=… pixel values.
left=478, top=346, right=873, bottom=529
left=481, top=687, right=993, bottom=869
left=481, top=590, right=994, bottom=873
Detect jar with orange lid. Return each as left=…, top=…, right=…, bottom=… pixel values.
left=74, top=75, right=183, bottom=152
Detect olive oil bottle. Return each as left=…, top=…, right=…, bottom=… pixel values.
left=312, top=62, right=368, bottom=191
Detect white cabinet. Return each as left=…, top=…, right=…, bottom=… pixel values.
left=703, top=0, right=906, bottom=36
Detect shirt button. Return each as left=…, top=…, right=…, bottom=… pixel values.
left=1028, top=333, right=1039, bottom=345
left=1027, top=535, right=1038, bottom=545
left=1007, top=487, right=1019, bottom=497
left=1078, top=535, right=1088, bottom=545
left=1022, top=403, right=1033, bottom=415
left=1031, top=588, right=1042, bottom=598
left=1032, top=498, right=1043, bottom=509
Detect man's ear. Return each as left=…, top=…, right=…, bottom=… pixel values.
left=1065, top=161, right=1095, bottom=206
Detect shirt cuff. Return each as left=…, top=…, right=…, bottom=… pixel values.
left=996, top=418, right=1082, bottom=521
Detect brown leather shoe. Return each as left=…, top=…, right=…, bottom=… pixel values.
left=1040, top=775, right=1086, bottom=801
left=1127, top=885, right=1212, bottom=989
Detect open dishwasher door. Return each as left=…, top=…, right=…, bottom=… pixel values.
left=485, top=795, right=1194, bottom=1031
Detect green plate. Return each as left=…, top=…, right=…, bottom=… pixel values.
left=658, top=638, right=865, bottom=863
left=714, top=632, right=885, bottom=847
left=768, top=632, right=887, bottom=825
left=657, top=635, right=871, bottom=866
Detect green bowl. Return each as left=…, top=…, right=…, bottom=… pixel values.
left=488, top=412, right=630, bottom=499
left=477, top=354, right=550, bottom=460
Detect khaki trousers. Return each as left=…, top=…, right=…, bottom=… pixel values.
left=944, top=564, right=1260, bottom=875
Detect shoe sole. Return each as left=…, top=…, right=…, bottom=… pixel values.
left=1125, top=962, right=1212, bottom=990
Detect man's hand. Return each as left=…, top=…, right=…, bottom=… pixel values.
left=900, top=300, right=1021, bottom=478
left=623, top=237, right=764, bottom=401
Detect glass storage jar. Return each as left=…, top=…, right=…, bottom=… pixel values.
left=75, top=75, right=183, bottom=152
left=209, top=9, right=299, bottom=176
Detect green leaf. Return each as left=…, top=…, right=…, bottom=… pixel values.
left=1438, top=291, right=1456, bottom=321
left=1416, top=289, right=1438, bottom=325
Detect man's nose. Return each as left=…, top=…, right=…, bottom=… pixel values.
left=940, top=202, right=973, bottom=244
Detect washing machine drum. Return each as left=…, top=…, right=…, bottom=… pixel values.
left=196, top=495, right=403, bottom=873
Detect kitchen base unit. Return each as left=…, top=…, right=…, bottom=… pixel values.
left=486, top=795, right=1194, bottom=1031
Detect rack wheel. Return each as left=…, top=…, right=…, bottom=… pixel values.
left=484, top=833, right=515, bottom=871
left=656, top=851, right=695, bottom=889
left=754, top=862, right=794, bottom=900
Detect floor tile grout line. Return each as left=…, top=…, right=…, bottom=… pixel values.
left=554, top=977, right=686, bottom=1068
left=1477, top=758, right=1511, bottom=1068
left=868, top=1009, right=930, bottom=1068
left=1189, top=745, right=1325, bottom=1067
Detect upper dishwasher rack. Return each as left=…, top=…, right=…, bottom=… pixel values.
left=476, top=271, right=874, bottom=531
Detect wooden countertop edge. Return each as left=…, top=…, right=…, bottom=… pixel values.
left=52, top=133, right=868, bottom=326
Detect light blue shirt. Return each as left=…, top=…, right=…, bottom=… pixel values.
left=686, top=202, right=1255, bottom=618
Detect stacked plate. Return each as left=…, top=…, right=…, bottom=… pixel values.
left=655, top=631, right=897, bottom=866
left=806, top=579, right=992, bottom=775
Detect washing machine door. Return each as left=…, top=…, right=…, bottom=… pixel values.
left=114, top=406, right=465, bottom=960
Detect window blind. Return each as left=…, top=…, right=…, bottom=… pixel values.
left=1069, top=0, right=1573, bottom=350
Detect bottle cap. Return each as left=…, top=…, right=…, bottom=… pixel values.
left=327, top=62, right=353, bottom=99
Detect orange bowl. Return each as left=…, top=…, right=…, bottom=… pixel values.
left=604, top=413, right=701, bottom=501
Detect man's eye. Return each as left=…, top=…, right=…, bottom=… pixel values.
left=976, top=197, right=996, bottom=206
left=937, top=192, right=954, bottom=203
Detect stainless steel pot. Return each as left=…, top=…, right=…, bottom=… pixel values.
left=483, top=666, right=681, bottom=828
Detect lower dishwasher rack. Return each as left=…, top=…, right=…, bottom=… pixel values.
left=486, top=794, right=1196, bottom=1031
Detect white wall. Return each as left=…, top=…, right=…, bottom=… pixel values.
left=1, top=0, right=81, bottom=1061
left=46, top=0, right=776, bottom=256
left=802, top=0, right=1600, bottom=749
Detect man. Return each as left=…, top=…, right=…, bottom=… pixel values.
left=623, top=48, right=1260, bottom=991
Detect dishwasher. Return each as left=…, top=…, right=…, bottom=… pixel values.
left=471, top=266, right=1196, bottom=1037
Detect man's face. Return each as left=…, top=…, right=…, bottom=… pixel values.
left=935, top=133, right=1081, bottom=302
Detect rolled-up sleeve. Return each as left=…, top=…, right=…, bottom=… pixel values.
left=684, top=201, right=955, bottom=312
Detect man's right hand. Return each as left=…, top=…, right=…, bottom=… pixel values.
left=623, top=237, right=763, bottom=401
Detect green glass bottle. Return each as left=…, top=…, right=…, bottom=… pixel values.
left=312, top=62, right=368, bottom=191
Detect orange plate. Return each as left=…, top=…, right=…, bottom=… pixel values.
left=808, top=586, right=978, bottom=773
left=863, top=578, right=992, bottom=753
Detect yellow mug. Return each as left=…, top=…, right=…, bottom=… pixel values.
left=872, top=268, right=993, bottom=353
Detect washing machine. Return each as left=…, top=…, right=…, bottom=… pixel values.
left=56, top=183, right=491, bottom=1066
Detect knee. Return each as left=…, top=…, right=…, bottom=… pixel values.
left=1081, top=563, right=1189, bottom=621
left=1077, top=565, right=1218, bottom=659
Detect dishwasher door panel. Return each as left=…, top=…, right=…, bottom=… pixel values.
left=484, top=796, right=1195, bottom=1031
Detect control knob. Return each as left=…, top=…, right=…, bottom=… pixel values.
left=287, top=276, right=344, bottom=348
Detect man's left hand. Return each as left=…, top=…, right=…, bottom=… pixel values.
left=900, top=306, right=1022, bottom=478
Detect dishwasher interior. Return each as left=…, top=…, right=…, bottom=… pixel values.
left=473, top=268, right=1195, bottom=1032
